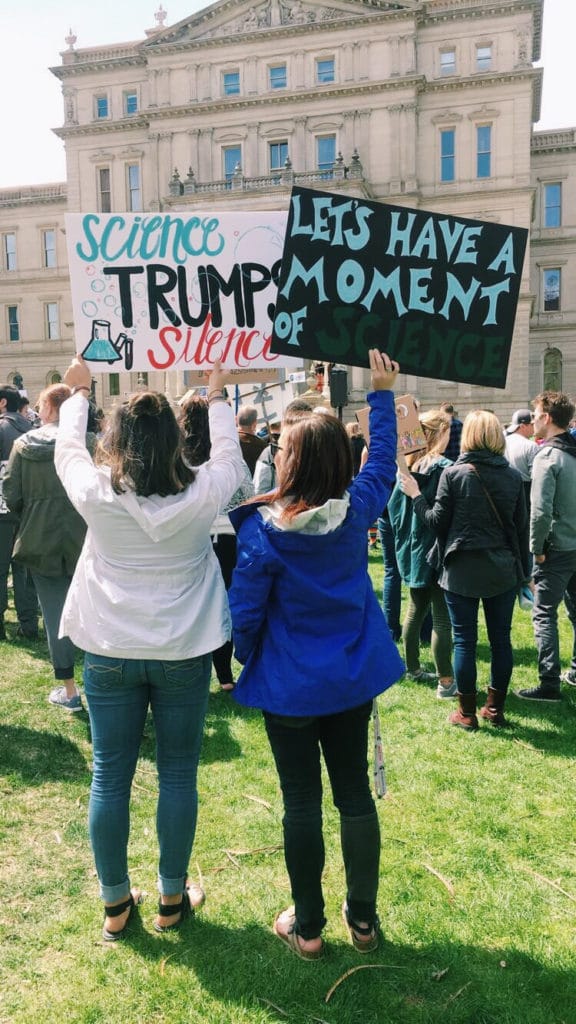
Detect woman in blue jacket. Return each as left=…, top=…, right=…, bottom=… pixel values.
left=228, top=350, right=404, bottom=960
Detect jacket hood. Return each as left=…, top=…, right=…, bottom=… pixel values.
left=259, top=494, right=350, bottom=534
left=457, top=449, right=509, bottom=469
left=17, top=423, right=58, bottom=461
left=1, top=411, right=32, bottom=438
left=113, top=468, right=204, bottom=543
left=544, top=432, right=576, bottom=458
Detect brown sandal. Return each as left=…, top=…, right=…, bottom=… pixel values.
left=342, top=901, right=380, bottom=953
left=273, top=907, right=323, bottom=961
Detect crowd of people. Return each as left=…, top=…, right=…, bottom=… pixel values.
left=0, top=359, right=575, bottom=955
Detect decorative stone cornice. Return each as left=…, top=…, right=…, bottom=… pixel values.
left=51, top=51, right=146, bottom=79
left=531, top=128, right=576, bottom=154
left=0, top=184, right=67, bottom=208
left=421, top=0, right=543, bottom=62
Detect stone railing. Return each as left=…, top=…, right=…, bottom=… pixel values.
left=168, top=151, right=364, bottom=197
left=532, top=129, right=576, bottom=151
left=0, top=184, right=67, bottom=206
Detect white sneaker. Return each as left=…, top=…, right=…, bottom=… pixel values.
left=437, top=680, right=458, bottom=699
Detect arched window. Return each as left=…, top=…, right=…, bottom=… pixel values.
left=543, top=347, right=562, bottom=391
left=46, top=370, right=62, bottom=385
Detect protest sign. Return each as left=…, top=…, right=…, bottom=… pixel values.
left=65, top=211, right=302, bottom=376
left=355, top=394, right=425, bottom=455
left=271, top=186, right=528, bottom=389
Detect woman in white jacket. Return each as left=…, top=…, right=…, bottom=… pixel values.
left=55, top=356, right=245, bottom=940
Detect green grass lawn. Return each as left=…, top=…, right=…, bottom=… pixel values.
left=1, top=553, right=575, bottom=1024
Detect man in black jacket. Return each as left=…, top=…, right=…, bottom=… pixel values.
left=0, top=385, right=39, bottom=639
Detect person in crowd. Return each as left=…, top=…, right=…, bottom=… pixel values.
left=345, top=422, right=365, bottom=478
left=517, top=391, right=576, bottom=701
left=17, top=395, right=40, bottom=427
left=504, top=408, right=537, bottom=511
left=236, top=404, right=268, bottom=475
left=400, top=410, right=529, bottom=730
left=229, top=350, right=404, bottom=960
left=0, top=385, right=38, bottom=641
left=54, top=355, right=245, bottom=940
left=388, top=409, right=455, bottom=698
left=179, top=391, right=253, bottom=692
left=253, top=400, right=313, bottom=494
left=3, top=384, right=95, bottom=710
left=440, top=402, right=463, bottom=462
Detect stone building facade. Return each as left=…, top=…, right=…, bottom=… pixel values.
left=1, top=0, right=573, bottom=418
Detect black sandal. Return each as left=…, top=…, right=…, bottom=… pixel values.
left=342, top=901, right=380, bottom=953
left=154, top=883, right=205, bottom=933
left=102, top=890, right=142, bottom=942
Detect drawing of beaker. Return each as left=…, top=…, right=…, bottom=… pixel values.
left=82, top=320, right=122, bottom=363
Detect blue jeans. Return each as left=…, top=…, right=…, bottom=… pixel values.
left=264, top=701, right=379, bottom=940
left=84, top=653, right=211, bottom=903
left=377, top=515, right=401, bottom=640
left=443, top=587, right=517, bottom=695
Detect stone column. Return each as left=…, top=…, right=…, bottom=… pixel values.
left=293, top=117, right=307, bottom=170
left=198, top=128, right=214, bottom=181
left=341, top=43, right=354, bottom=83
left=246, top=124, right=259, bottom=177
left=388, top=105, right=401, bottom=193
left=294, top=50, right=305, bottom=90
left=148, top=68, right=158, bottom=107
left=402, top=103, right=418, bottom=193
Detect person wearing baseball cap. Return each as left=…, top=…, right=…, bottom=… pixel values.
left=504, top=408, right=537, bottom=511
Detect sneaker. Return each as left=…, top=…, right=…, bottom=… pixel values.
left=16, top=624, right=39, bottom=640
left=437, top=680, right=458, bottom=699
left=407, top=669, right=437, bottom=682
left=561, top=671, right=576, bottom=688
left=515, top=685, right=561, bottom=702
left=48, top=686, right=83, bottom=712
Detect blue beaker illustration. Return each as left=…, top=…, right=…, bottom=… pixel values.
left=82, top=320, right=134, bottom=370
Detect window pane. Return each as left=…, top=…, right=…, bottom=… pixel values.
left=317, top=135, right=336, bottom=178
left=223, top=71, right=240, bottom=95
left=477, top=46, right=492, bottom=70
left=269, top=65, right=287, bottom=89
left=46, top=302, right=59, bottom=340
left=316, top=59, right=334, bottom=83
left=125, top=93, right=138, bottom=115
left=440, top=130, right=455, bottom=182
left=269, top=141, right=288, bottom=171
left=477, top=125, right=491, bottom=178
left=224, top=146, right=241, bottom=183
left=43, top=229, right=56, bottom=268
left=544, top=182, right=562, bottom=228
left=543, top=269, right=561, bottom=311
left=96, top=96, right=108, bottom=118
left=128, top=164, right=141, bottom=212
left=109, top=373, right=120, bottom=397
left=99, top=167, right=111, bottom=213
left=8, top=306, right=19, bottom=342
left=440, top=50, right=455, bottom=75
left=4, top=233, right=16, bottom=271
left=543, top=349, right=562, bottom=391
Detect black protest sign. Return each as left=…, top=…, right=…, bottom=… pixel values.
left=270, top=186, right=528, bottom=389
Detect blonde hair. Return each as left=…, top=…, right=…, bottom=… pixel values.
left=38, top=383, right=71, bottom=417
left=461, top=410, right=505, bottom=455
left=407, top=409, right=450, bottom=471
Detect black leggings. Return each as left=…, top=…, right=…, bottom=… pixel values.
left=264, top=700, right=380, bottom=939
left=212, top=534, right=237, bottom=686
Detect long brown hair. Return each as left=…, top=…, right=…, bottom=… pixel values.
left=258, top=411, right=353, bottom=519
left=178, top=394, right=211, bottom=466
left=97, top=391, right=195, bottom=496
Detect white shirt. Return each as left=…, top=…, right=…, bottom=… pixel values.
left=55, top=393, right=245, bottom=659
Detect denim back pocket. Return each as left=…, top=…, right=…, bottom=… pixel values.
left=84, top=656, right=124, bottom=692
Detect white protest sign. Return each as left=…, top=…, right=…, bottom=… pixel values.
left=65, top=211, right=303, bottom=375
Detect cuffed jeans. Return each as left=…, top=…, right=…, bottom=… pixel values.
left=532, top=549, right=576, bottom=688
left=84, top=653, right=211, bottom=903
left=264, top=700, right=380, bottom=940
left=443, top=587, right=517, bottom=695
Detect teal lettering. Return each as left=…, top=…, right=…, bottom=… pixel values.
left=487, top=233, right=516, bottom=275
left=412, top=218, right=437, bottom=260
left=280, top=255, right=328, bottom=302
left=361, top=266, right=407, bottom=316
left=438, top=274, right=482, bottom=320
left=408, top=268, right=434, bottom=313
left=290, top=194, right=313, bottom=236
left=480, top=278, right=510, bottom=325
left=438, top=219, right=466, bottom=262
left=455, top=226, right=483, bottom=265
left=76, top=214, right=100, bottom=261
left=311, top=197, right=334, bottom=241
left=344, top=202, right=373, bottom=251
left=386, top=211, right=417, bottom=257
left=274, top=307, right=307, bottom=346
left=336, top=260, right=365, bottom=303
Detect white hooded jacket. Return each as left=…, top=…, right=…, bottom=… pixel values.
left=54, top=393, right=245, bottom=660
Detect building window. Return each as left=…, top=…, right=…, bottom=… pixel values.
left=98, top=167, right=112, bottom=213
left=95, top=95, right=109, bottom=119
left=223, top=71, right=240, bottom=95
left=127, top=164, right=142, bottom=212
left=476, top=125, right=491, bottom=178
left=7, top=305, right=20, bottom=342
left=223, top=146, right=242, bottom=185
left=269, top=141, right=288, bottom=173
left=543, top=348, right=562, bottom=391
left=124, top=91, right=138, bottom=116
left=269, top=64, right=287, bottom=89
left=440, top=49, right=456, bottom=76
left=43, top=229, right=56, bottom=269
left=440, top=129, right=455, bottom=182
left=109, top=373, right=120, bottom=397
left=3, top=233, right=17, bottom=271
left=317, top=134, right=336, bottom=178
left=48, top=371, right=62, bottom=384
left=316, top=58, right=335, bottom=83
left=543, top=182, right=562, bottom=228
left=543, top=268, right=561, bottom=312
left=476, top=45, right=492, bottom=71
left=45, top=302, right=60, bottom=340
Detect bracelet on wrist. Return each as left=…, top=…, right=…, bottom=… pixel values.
left=71, top=385, right=91, bottom=395
left=208, top=393, right=227, bottom=405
